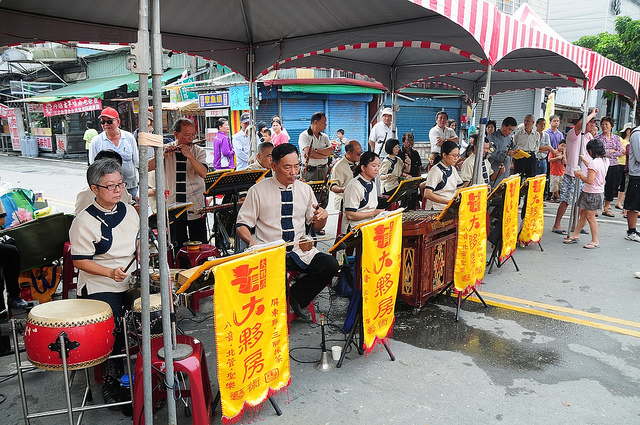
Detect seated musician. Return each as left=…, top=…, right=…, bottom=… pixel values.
left=75, top=150, right=135, bottom=216
left=69, top=158, right=139, bottom=407
left=236, top=143, right=339, bottom=321
left=379, top=138, right=411, bottom=196
left=330, top=139, right=363, bottom=211
left=245, top=141, right=274, bottom=177
left=460, top=134, right=505, bottom=187
left=343, top=151, right=384, bottom=231
left=149, top=118, right=208, bottom=256
left=422, top=141, right=463, bottom=210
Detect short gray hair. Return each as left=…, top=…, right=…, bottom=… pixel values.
left=87, top=158, right=122, bottom=187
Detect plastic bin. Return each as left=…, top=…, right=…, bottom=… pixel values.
left=20, top=136, right=38, bottom=157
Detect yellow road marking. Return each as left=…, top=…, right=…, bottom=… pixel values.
left=461, top=293, right=640, bottom=338
left=482, top=291, right=640, bottom=330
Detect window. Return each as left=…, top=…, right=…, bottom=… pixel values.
left=496, top=0, right=524, bottom=15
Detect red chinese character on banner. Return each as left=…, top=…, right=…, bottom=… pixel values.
left=233, top=295, right=265, bottom=326
left=238, top=323, right=263, bottom=354
left=467, top=192, right=482, bottom=213
left=373, top=296, right=394, bottom=319
left=230, top=264, right=259, bottom=293
left=373, top=223, right=393, bottom=249
left=467, top=214, right=481, bottom=231
left=508, top=182, right=516, bottom=197
left=375, top=273, right=394, bottom=297
left=373, top=250, right=393, bottom=274
left=242, top=350, right=265, bottom=382
left=533, top=180, right=542, bottom=193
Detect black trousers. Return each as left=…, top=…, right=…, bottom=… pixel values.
left=287, top=252, right=339, bottom=307
left=170, top=216, right=208, bottom=256
left=513, top=156, right=537, bottom=180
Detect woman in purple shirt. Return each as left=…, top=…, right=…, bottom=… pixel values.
left=596, top=117, right=623, bottom=217
left=213, top=118, right=235, bottom=170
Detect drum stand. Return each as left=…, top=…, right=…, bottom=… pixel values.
left=433, top=280, right=488, bottom=322
left=11, top=318, right=134, bottom=425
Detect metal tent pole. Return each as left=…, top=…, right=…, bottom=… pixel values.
left=249, top=47, right=257, bottom=160
left=151, top=0, right=177, bottom=423
left=390, top=68, right=398, bottom=139
left=568, top=83, right=590, bottom=233
left=132, top=1, right=154, bottom=423
left=472, top=65, right=492, bottom=185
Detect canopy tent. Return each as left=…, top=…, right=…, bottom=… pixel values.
left=22, top=74, right=139, bottom=102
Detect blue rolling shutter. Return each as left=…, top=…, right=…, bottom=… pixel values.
left=394, top=104, right=462, bottom=144
left=327, top=100, right=367, bottom=151
left=256, top=98, right=278, bottom=126
left=281, top=99, right=325, bottom=150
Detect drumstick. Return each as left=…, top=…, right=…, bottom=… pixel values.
left=124, top=256, right=136, bottom=273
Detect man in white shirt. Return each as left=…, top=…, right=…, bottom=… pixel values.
left=236, top=143, right=339, bottom=320
left=369, top=107, right=394, bottom=159
left=428, top=111, right=458, bottom=166
left=298, top=111, right=333, bottom=182
left=233, top=112, right=251, bottom=170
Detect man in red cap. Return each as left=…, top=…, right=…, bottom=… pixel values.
left=89, top=107, right=139, bottom=198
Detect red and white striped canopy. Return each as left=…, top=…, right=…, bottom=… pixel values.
left=0, top=0, right=637, bottom=98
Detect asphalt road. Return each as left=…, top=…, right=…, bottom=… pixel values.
left=1, top=154, right=639, bottom=425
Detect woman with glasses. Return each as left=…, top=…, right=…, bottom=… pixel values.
left=88, top=107, right=139, bottom=198
left=421, top=140, right=463, bottom=210
left=69, top=158, right=139, bottom=408
left=380, top=138, right=411, bottom=196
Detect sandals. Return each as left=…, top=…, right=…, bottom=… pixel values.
left=583, top=243, right=600, bottom=249
left=615, top=204, right=624, bottom=210
left=563, top=237, right=579, bottom=244
left=552, top=229, right=567, bottom=235
left=602, top=210, right=615, bottom=217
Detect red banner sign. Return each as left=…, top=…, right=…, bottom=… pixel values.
left=42, top=97, right=102, bottom=117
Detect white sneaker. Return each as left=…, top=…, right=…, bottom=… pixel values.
left=625, top=231, right=640, bottom=242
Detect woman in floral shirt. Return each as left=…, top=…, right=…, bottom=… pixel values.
left=597, top=116, right=623, bottom=217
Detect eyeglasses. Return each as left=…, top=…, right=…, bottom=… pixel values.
left=95, top=182, right=127, bottom=191
left=100, top=119, right=115, bottom=125
left=447, top=153, right=460, bottom=158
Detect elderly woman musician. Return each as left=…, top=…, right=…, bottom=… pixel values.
left=343, top=151, right=385, bottom=231
left=69, top=158, right=139, bottom=407
left=422, top=140, right=463, bottom=210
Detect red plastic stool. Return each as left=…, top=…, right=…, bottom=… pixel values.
left=286, top=270, right=317, bottom=326
left=133, top=335, right=213, bottom=425
left=175, top=243, right=220, bottom=269
left=175, top=244, right=220, bottom=312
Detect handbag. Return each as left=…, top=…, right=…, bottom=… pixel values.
left=1, top=188, right=36, bottom=228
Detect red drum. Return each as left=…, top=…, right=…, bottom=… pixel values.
left=133, top=293, right=163, bottom=339
left=25, top=299, right=115, bottom=371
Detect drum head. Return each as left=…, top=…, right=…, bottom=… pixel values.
left=27, top=299, right=112, bottom=326
left=133, top=293, right=162, bottom=313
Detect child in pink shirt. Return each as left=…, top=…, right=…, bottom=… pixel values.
left=564, top=139, right=609, bottom=248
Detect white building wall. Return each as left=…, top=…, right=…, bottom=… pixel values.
left=548, top=0, right=640, bottom=42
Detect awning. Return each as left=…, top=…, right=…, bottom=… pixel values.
left=152, top=100, right=202, bottom=114
left=127, top=68, right=185, bottom=92
left=24, top=74, right=139, bottom=102
left=281, top=84, right=382, bottom=94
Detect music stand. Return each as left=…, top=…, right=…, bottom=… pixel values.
left=205, top=169, right=268, bottom=255
left=430, top=188, right=488, bottom=321
left=328, top=217, right=396, bottom=368
left=148, top=202, right=194, bottom=229
left=377, top=176, right=423, bottom=209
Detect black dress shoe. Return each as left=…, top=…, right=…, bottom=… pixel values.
left=289, top=296, right=311, bottom=321
left=102, top=375, right=122, bottom=410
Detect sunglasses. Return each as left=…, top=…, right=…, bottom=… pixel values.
left=100, top=119, right=115, bottom=125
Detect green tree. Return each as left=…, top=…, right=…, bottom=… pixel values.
left=574, top=15, right=640, bottom=72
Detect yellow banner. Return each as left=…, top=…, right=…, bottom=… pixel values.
left=213, top=245, right=290, bottom=423
left=361, top=213, right=402, bottom=353
left=454, top=185, right=488, bottom=294
left=519, top=175, right=546, bottom=245
left=501, top=175, right=521, bottom=262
